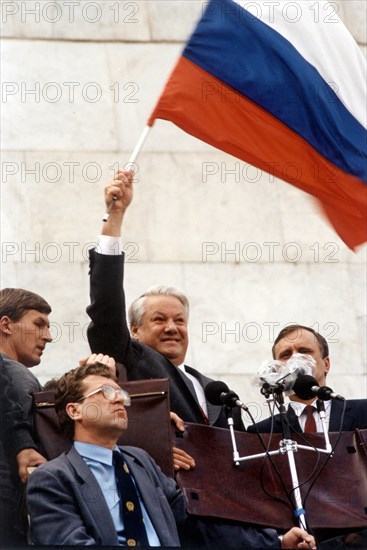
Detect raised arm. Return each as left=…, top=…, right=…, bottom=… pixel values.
left=101, top=170, right=133, bottom=238
left=87, top=171, right=135, bottom=362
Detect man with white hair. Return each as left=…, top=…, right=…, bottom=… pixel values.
left=87, top=171, right=244, bottom=457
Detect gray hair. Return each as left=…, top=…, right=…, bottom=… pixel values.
left=128, top=285, right=189, bottom=327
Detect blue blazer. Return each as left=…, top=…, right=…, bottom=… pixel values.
left=87, top=249, right=244, bottom=431
left=247, top=399, right=367, bottom=433
left=27, top=445, right=185, bottom=546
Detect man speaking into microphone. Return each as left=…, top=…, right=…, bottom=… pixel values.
left=248, top=325, right=367, bottom=434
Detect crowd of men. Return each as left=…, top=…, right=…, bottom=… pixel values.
left=1, top=171, right=366, bottom=548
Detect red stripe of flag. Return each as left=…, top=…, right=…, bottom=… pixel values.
left=149, top=56, right=367, bottom=249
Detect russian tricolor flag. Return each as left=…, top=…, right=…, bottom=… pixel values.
left=148, top=0, right=367, bottom=249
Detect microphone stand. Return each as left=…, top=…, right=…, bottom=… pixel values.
left=224, top=407, right=241, bottom=465
left=316, top=399, right=332, bottom=453
left=277, top=391, right=307, bottom=530
left=227, top=385, right=333, bottom=531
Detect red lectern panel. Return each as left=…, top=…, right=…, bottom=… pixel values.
left=175, top=424, right=367, bottom=531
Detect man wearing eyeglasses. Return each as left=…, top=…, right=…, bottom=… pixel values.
left=27, top=362, right=316, bottom=548
left=26, top=362, right=186, bottom=546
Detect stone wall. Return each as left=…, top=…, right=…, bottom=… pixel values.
left=1, top=0, right=366, bottom=421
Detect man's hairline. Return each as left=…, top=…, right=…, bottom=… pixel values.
left=273, top=327, right=328, bottom=360
left=64, top=371, right=115, bottom=407
left=134, top=294, right=189, bottom=327
left=1, top=309, right=50, bottom=323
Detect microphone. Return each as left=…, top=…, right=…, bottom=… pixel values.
left=255, top=354, right=316, bottom=395
left=293, top=375, right=345, bottom=401
left=205, top=381, right=249, bottom=411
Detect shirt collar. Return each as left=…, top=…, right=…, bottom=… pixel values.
left=74, top=441, right=119, bottom=466
left=289, top=399, right=332, bottom=418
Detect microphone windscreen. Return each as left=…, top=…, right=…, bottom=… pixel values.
left=204, top=381, right=229, bottom=405
left=222, top=389, right=240, bottom=408
left=292, top=374, right=318, bottom=400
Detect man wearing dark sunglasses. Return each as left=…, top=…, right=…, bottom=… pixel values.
left=26, top=362, right=186, bottom=546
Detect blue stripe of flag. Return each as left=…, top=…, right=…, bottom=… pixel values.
left=183, top=0, right=367, bottom=182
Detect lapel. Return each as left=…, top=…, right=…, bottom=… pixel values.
left=185, top=366, right=223, bottom=426
left=285, top=405, right=303, bottom=433
left=176, top=365, right=199, bottom=402
left=66, top=447, right=119, bottom=546
left=122, top=451, right=171, bottom=545
left=329, top=400, right=351, bottom=431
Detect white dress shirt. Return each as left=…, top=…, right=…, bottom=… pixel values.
left=289, top=399, right=332, bottom=432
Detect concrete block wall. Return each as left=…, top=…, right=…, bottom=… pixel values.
left=1, top=1, right=366, bottom=421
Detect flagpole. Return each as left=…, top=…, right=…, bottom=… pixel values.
left=125, top=125, right=151, bottom=170
left=103, top=125, right=152, bottom=222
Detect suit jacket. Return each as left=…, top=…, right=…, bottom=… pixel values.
left=27, top=445, right=185, bottom=546
left=0, top=353, right=43, bottom=544
left=247, top=399, right=367, bottom=434
left=0, top=353, right=42, bottom=456
left=87, top=250, right=244, bottom=430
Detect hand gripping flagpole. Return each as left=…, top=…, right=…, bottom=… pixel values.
left=103, top=125, right=152, bottom=222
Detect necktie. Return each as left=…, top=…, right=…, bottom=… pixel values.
left=199, top=405, right=209, bottom=425
left=112, top=451, right=149, bottom=547
left=303, top=405, right=317, bottom=432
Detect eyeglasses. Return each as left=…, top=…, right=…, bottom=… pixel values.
left=77, top=384, right=131, bottom=406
